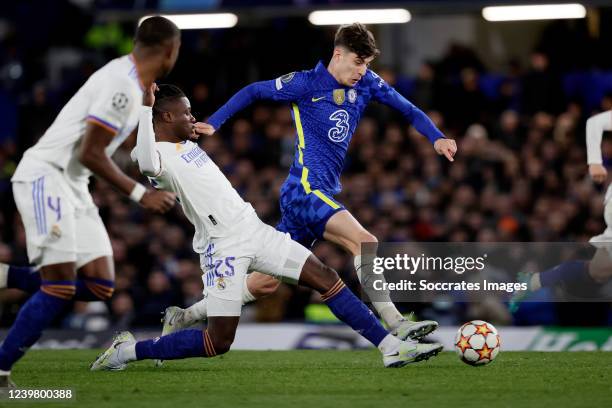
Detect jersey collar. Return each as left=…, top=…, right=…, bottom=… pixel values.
left=314, top=61, right=343, bottom=89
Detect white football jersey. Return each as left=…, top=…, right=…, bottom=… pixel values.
left=149, top=140, right=255, bottom=252
left=13, top=54, right=143, bottom=182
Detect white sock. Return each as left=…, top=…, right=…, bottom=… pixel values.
left=184, top=299, right=208, bottom=324
left=0, top=264, right=9, bottom=288
left=241, top=274, right=256, bottom=304
left=0, top=369, right=11, bottom=375
left=354, top=255, right=404, bottom=330
left=183, top=274, right=255, bottom=325
left=117, top=342, right=137, bottom=363
left=377, top=334, right=402, bottom=355
left=376, top=304, right=405, bottom=330
left=530, top=273, right=542, bottom=291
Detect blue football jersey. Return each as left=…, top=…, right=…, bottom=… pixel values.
left=208, top=61, right=444, bottom=195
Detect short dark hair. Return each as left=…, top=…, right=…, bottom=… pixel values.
left=135, top=16, right=180, bottom=47
left=153, top=84, right=185, bottom=120
left=334, top=23, right=379, bottom=59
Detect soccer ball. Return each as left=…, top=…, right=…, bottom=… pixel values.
left=455, top=320, right=500, bottom=366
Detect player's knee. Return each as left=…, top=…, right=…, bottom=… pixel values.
left=348, top=231, right=378, bottom=255
left=83, top=278, right=115, bottom=301
left=298, top=256, right=340, bottom=294
left=41, top=281, right=77, bottom=300
left=211, top=337, right=234, bottom=355
left=315, top=263, right=341, bottom=294
left=358, top=231, right=378, bottom=245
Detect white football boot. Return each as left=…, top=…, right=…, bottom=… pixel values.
left=391, top=314, right=439, bottom=341
left=90, top=331, right=136, bottom=371
left=383, top=340, right=444, bottom=368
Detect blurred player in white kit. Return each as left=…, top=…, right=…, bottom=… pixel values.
left=0, top=16, right=181, bottom=387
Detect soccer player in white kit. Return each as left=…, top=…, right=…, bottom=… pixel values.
left=89, top=84, right=443, bottom=371
left=586, top=110, right=612, bottom=242
left=0, top=17, right=181, bottom=386
left=508, top=110, right=612, bottom=312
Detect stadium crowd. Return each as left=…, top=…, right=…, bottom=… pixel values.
left=0, top=7, right=610, bottom=329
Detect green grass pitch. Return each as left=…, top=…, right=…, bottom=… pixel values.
left=5, top=350, right=612, bottom=408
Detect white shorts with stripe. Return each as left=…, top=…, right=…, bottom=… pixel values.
left=12, top=158, right=112, bottom=268
left=199, top=215, right=311, bottom=317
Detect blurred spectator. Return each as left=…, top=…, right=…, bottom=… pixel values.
left=521, top=51, right=565, bottom=115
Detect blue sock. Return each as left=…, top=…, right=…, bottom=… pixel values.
left=75, top=277, right=114, bottom=301
left=7, top=265, right=40, bottom=294
left=322, top=281, right=389, bottom=346
left=539, top=261, right=590, bottom=288
left=135, top=329, right=205, bottom=360
left=0, top=289, right=72, bottom=371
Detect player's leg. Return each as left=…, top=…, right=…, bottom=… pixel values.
left=0, top=258, right=113, bottom=303
left=90, top=314, right=241, bottom=372
left=323, top=210, right=438, bottom=339
left=0, top=262, right=77, bottom=379
left=509, top=245, right=612, bottom=313
left=591, top=184, right=612, bottom=241
left=161, top=272, right=279, bottom=334
left=72, top=205, right=115, bottom=301
left=251, top=222, right=442, bottom=367
left=0, top=263, right=41, bottom=294
left=91, top=255, right=249, bottom=370
left=0, top=179, right=81, bottom=383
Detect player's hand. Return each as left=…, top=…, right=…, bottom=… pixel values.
left=140, top=190, right=176, bottom=213
left=143, top=83, right=158, bottom=107
left=434, top=138, right=457, bottom=162
left=589, top=164, right=608, bottom=184
left=194, top=122, right=216, bottom=136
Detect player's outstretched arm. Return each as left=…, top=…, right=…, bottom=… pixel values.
left=586, top=110, right=611, bottom=184
left=207, top=72, right=309, bottom=131
left=369, top=72, right=456, bottom=161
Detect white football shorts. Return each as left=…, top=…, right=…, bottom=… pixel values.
left=12, top=159, right=112, bottom=268
left=199, top=216, right=311, bottom=317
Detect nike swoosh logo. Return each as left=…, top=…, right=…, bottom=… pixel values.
left=311, top=96, right=325, bottom=102
left=384, top=352, right=400, bottom=357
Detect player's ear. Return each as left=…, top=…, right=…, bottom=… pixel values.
left=162, top=111, right=173, bottom=123
left=332, top=46, right=343, bottom=61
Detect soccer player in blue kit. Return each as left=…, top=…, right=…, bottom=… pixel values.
left=163, top=23, right=457, bottom=341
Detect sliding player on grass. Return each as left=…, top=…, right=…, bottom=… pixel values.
left=90, top=84, right=443, bottom=371
left=161, top=23, right=456, bottom=340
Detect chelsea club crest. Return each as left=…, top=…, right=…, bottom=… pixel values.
left=348, top=89, right=357, bottom=103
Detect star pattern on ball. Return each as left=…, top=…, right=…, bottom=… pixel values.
left=475, top=323, right=493, bottom=336
left=456, top=336, right=471, bottom=353
left=477, top=344, right=492, bottom=360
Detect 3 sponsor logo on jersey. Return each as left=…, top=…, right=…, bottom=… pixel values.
left=328, top=109, right=350, bottom=142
